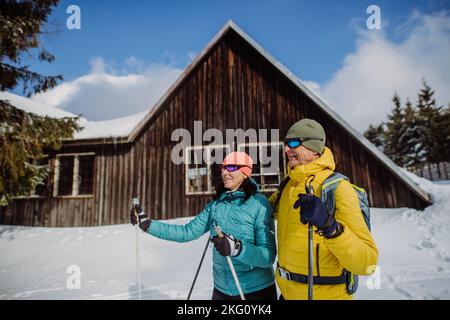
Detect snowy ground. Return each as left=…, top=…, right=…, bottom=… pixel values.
left=0, top=174, right=449, bottom=300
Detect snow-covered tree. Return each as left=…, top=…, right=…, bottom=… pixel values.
left=384, top=94, right=408, bottom=167
left=364, top=124, right=386, bottom=151
left=400, top=100, right=422, bottom=169
left=0, top=0, right=81, bottom=205
left=428, top=102, right=450, bottom=164
left=415, top=81, right=445, bottom=164
left=364, top=81, right=449, bottom=170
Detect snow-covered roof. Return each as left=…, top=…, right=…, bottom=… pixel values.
left=0, top=91, right=81, bottom=119
left=0, top=91, right=146, bottom=140
left=74, top=111, right=146, bottom=140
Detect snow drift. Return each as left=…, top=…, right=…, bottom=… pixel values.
left=0, top=173, right=449, bottom=300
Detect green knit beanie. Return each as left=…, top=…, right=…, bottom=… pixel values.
left=285, top=119, right=326, bottom=154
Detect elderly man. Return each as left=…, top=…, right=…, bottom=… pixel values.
left=270, top=118, right=378, bottom=300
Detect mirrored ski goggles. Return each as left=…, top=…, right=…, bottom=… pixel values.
left=221, top=164, right=251, bottom=172
left=283, top=137, right=324, bottom=149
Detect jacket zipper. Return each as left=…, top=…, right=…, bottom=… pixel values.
left=224, top=199, right=234, bottom=294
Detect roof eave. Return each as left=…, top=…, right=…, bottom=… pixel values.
left=61, top=136, right=129, bottom=146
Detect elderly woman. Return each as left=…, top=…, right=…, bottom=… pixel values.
left=130, top=151, right=277, bottom=300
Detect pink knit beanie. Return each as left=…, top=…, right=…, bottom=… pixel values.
left=222, top=152, right=253, bottom=177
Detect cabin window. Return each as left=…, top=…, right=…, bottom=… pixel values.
left=54, top=153, right=95, bottom=197
left=237, top=142, right=286, bottom=192
left=185, top=145, right=231, bottom=195
left=57, top=156, right=74, bottom=196
left=78, top=155, right=95, bottom=195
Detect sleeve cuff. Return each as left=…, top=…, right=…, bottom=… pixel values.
left=324, top=221, right=350, bottom=245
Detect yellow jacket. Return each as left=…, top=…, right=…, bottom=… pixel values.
left=269, top=147, right=378, bottom=300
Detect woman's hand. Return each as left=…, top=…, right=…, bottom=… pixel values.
left=130, top=208, right=151, bottom=232
left=211, top=232, right=242, bottom=257
left=138, top=219, right=151, bottom=233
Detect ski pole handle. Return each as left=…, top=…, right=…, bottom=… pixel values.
left=305, top=175, right=315, bottom=196
left=211, top=219, right=224, bottom=238
left=215, top=226, right=224, bottom=238
left=306, top=184, right=314, bottom=196
left=132, top=197, right=140, bottom=220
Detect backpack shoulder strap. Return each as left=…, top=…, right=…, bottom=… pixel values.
left=321, top=172, right=349, bottom=216
left=272, top=176, right=290, bottom=214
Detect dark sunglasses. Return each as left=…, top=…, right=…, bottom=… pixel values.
left=284, top=137, right=324, bottom=149
left=221, top=164, right=249, bottom=172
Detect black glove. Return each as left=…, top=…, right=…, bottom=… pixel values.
left=130, top=207, right=149, bottom=225
left=130, top=206, right=151, bottom=232
left=293, top=193, right=341, bottom=238
left=138, top=219, right=152, bottom=233
left=211, top=233, right=242, bottom=257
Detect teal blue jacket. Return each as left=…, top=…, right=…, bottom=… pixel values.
left=148, top=182, right=276, bottom=296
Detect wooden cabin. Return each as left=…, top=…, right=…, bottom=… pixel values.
left=0, top=21, right=431, bottom=227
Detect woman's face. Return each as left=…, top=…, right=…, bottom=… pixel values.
left=221, top=167, right=247, bottom=191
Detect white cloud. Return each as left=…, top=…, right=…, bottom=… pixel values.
left=32, top=57, right=183, bottom=121
left=303, top=80, right=321, bottom=94
left=309, top=11, right=450, bottom=133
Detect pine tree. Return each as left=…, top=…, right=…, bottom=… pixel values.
left=0, top=0, right=62, bottom=95
left=0, top=102, right=81, bottom=205
left=401, top=100, right=422, bottom=169
left=429, top=103, right=450, bottom=163
left=0, top=0, right=81, bottom=205
left=416, top=80, right=441, bottom=164
left=384, top=94, right=407, bottom=167
left=364, top=81, right=449, bottom=172
left=364, top=124, right=386, bottom=151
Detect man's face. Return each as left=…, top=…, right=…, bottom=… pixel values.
left=285, top=144, right=319, bottom=168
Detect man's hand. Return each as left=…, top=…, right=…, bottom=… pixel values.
left=293, top=194, right=341, bottom=238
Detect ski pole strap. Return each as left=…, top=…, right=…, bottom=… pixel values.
left=277, top=263, right=347, bottom=285
left=137, top=214, right=149, bottom=222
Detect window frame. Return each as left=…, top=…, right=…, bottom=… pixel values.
left=184, top=144, right=231, bottom=195
left=53, top=152, right=95, bottom=198
left=237, top=141, right=286, bottom=192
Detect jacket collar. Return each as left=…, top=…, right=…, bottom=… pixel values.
left=218, top=177, right=259, bottom=202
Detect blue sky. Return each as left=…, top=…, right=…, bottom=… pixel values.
left=30, top=0, right=448, bottom=82
left=19, top=0, right=450, bottom=131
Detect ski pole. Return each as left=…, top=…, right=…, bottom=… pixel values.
left=305, top=178, right=315, bottom=301
left=213, top=225, right=245, bottom=300
left=187, top=236, right=211, bottom=300
left=132, top=198, right=143, bottom=300
left=307, top=223, right=313, bottom=300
